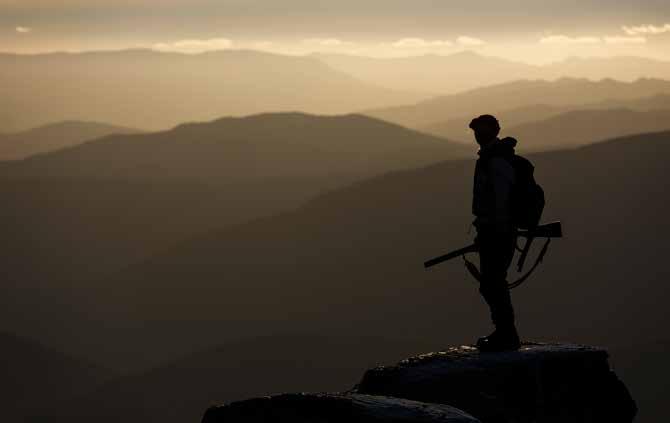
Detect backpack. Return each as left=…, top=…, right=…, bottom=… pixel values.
left=507, top=154, right=545, bottom=230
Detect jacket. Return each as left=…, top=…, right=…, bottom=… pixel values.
left=472, top=137, right=517, bottom=230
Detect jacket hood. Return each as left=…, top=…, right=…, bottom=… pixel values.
left=479, top=136, right=517, bottom=158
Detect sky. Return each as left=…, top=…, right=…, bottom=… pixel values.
left=2, top=0, right=670, bottom=63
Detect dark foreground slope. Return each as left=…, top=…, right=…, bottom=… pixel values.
left=0, top=112, right=467, bottom=367
left=64, top=130, right=670, bottom=371
left=36, top=335, right=438, bottom=423
left=28, top=131, right=670, bottom=423
left=0, top=121, right=140, bottom=160
left=0, top=332, right=113, bottom=422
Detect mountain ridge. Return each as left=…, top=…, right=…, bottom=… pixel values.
left=4, top=112, right=467, bottom=180
left=363, top=77, right=670, bottom=129
left=0, top=120, right=140, bottom=160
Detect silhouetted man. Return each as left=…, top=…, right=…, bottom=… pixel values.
left=470, top=114, right=521, bottom=352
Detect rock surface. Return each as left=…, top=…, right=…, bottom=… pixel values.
left=354, top=343, right=637, bottom=423
left=202, top=392, right=480, bottom=423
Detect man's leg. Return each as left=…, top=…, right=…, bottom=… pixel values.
left=476, top=229, right=520, bottom=351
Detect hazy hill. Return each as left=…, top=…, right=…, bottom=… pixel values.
left=0, top=332, right=113, bottom=422
left=605, top=92, right=670, bottom=110
left=34, top=129, right=668, bottom=372
left=364, top=77, right=670, bottom=129
left=37, top=335, right=437, bottom=423
left=421, top=94, right=670, bottom=142
left=0, top=121, right=139, bottom=160
left=0, top=49, right=421, bottom=132
left=424, top=107, right=670, bottom=151
left=503, top=108, right=670, bottom=150
left=316, top=51, right=670, bottom=95
left=3, top=112, right=468, bottom=181
left=421, top=104, right=573, bottom=142
left=315, top=51, right=532, bottom=95
left=0, top=113, right=468, bottom=365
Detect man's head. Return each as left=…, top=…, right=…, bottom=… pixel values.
left=469, top=114, right=500, bottom=147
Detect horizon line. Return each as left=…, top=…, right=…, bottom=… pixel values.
left=2, top=47, right=670, bottom=66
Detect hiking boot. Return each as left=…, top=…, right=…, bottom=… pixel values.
left=476, top=327, right=521, bottom=352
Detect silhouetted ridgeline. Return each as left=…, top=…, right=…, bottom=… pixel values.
left=364, top=77, right=670, bottom=129
left=503, top=107, right=670, bottom=151
left=203, top=344, right=636, bottom=423
left=421, top=96, right=670, bottom=148
left=2, top=112, right=467, bottom=181
left=0, top=121, right=140, bottom=160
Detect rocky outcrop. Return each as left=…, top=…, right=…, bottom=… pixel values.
left=354, top=343, right=636, bottom=423
left=202, top=392, right=480, bottom=422
left=202, top=343, right=636, bottom=423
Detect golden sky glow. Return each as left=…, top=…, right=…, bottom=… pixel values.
left=2, top=0, right=670, bottom=63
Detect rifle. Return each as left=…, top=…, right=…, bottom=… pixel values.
left=424, top=221, right=562, bottom=269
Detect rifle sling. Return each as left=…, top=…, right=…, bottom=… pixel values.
left=462, top=237, right=552, bottom=290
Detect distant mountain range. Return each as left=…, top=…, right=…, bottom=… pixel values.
left=0, top=49, right=422, bottom=132
left=363, top=77, right=670, bottom=129
left=420, top=94, right=670, bottom=143
left=315, top=51, right=533, bottom=96
left=0, top=121, right=140, bottom=160
left=317, top=51, right=670, bottom=95
left=5, top=49, right=670, bottom=132
left=504, top=108, right=670, bottom=150
left=423, top=105, right=670, bottom=151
